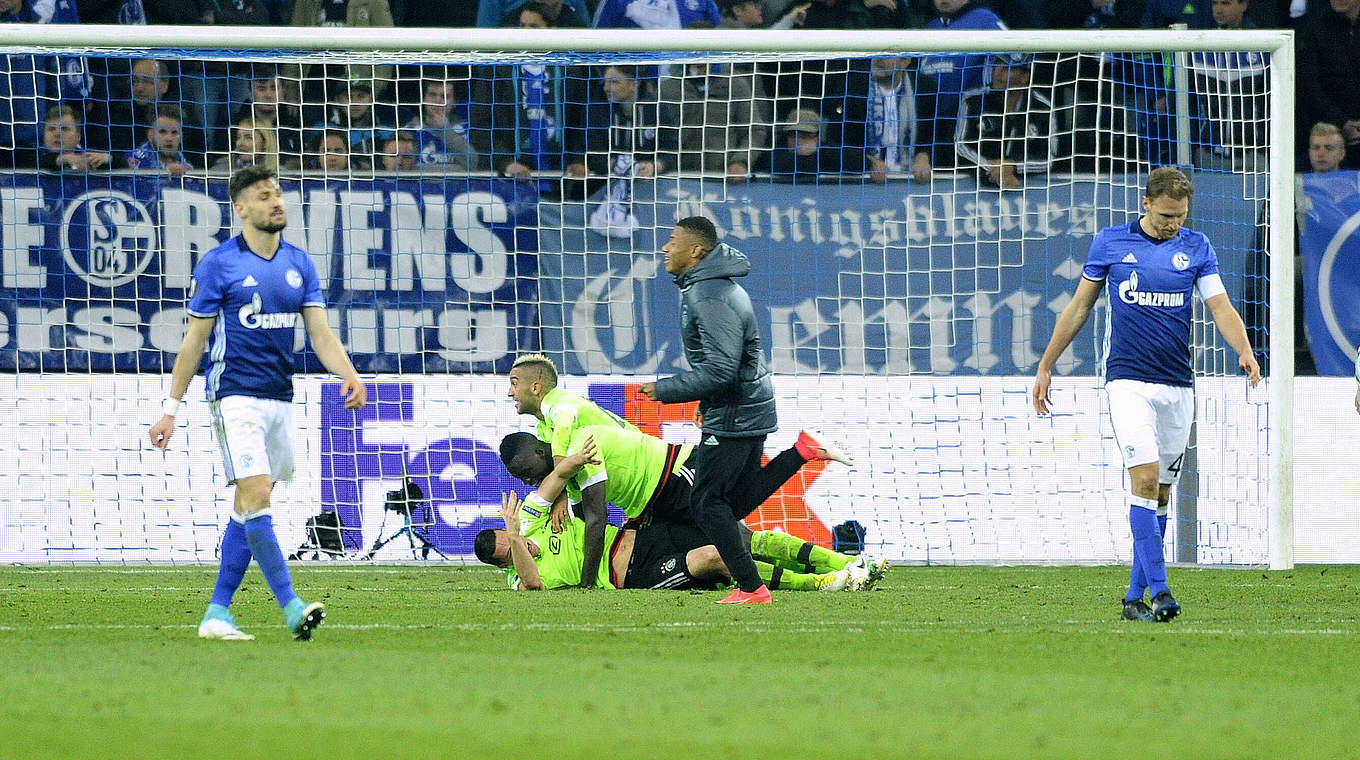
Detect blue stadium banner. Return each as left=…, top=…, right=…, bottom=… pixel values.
left=539, top=172, right=1260, bottom=376
left=0, top=173, right=540, bottom=373
left=1299, top=170, right=1360, bottom=376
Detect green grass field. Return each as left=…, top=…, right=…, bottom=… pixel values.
left=2, top=564, right=1357, bottom=759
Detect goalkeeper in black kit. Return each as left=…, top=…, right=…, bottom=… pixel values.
left=639, top=216, right=852, bottom=605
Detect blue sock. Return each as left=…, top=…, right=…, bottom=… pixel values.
left=244, top=513, right=299, bottom=610
left=1129, top=503, right=1169, bottom=597
left=1126, top=511, right=1170, bottom=602
left=209, top=515, right=252, bottom=609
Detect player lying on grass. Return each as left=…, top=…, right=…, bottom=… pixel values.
left=477, top=487, right=880, bottom=592
left=496, top=423, right=876, bottom=590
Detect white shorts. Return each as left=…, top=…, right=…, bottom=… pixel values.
left=210, top=396, right=295, bottom=484
left=1104, top=379, right=1195, bottom=484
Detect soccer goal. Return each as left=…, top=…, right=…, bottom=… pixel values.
left=0, top=25, right=1294, bottom=568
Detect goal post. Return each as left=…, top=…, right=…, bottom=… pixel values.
left=0, top=26, right=1294, bottom=567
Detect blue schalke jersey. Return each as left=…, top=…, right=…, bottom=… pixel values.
left=1082, top=221, right=1221, bottom=387
left=186, top=235, right=324, bottom=402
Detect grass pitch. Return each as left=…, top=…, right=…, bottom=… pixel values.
left=1, top=564, right=1357, bottom=760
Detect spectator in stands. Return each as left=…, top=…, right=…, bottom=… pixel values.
left=306, top=127, right=370, bottom=172
left=125, top=104, right=192, bottom=175
left=378, top=130, right=420, bottom=171
left=1296, top=0, right=1360, bottom=170
left=1307, top=122, right=1347, bottom=173
left=404, top=77, right=482, bottom=171
left=754, top=107, right=867, bottom=181
left=955, top=53, right=1055, bottom=189
left=911, top=0, right=1006, bottom=183
left=146, top=0, right=268, bottom=154
left=91, top=59, right=206, bottom=163
left=209, top=117, right=278, bottom=174
left=483, top=0, right=588, bottom=26
left=592, top=0, right=721, bottom=29
left=19, top=103, right=116, bottom=171
left=566, top=64, right=677, bottom=180
left=0, top=0, right=86, bottom=154
left=233, top=68, right=308, bottom=170
left=469, top=3, right=591, bottom=188
left=657, top=61, right=772, bottom=180
left=1187, top=0, right=1268, bottom=171
left=322, top=81, right=392, bottom=158
left=290, top=0, right=396, bottom=98
left=846, top=55, right=915, bottom=184
left=720, top=0, right=809, bottom=27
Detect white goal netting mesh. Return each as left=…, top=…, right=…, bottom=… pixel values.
left=0, top=34, right=1282, bottom=564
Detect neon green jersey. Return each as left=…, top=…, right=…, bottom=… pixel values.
left=505, top=513, right=618, bottom=590
left=563, top=425, right=695, bottom=519
left=535, top=387, right=638, bottom=459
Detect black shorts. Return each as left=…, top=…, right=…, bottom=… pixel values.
left=623, top=519, right=721, bottom=591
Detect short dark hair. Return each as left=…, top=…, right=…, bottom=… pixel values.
left=510, top=353, right=558, bottom=389
left=676, top=216, right=718, bottom=251
left=152, top=103, right=182, bottom=125
left=473, top=528, right=502, bottom=567
left=499, top=432, right=552, bottom=483
left=228, top=164, right=278, bottom=201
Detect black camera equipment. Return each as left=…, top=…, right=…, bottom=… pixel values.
left=361, top=467, right=448, bottom=561
left=289, top=510, right=346, bottom=560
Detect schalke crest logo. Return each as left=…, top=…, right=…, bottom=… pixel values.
left=60, top=190, right=156, bottom=288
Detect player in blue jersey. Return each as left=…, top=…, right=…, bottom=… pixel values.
left=148, top=165, right=367, bottom=641
left=1032, top=167, right=1261, bottom=623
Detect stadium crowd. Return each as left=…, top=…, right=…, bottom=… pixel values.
left=0, top=0, right=1356, bottom=185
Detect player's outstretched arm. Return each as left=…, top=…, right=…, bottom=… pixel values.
left=1033, top=278, right=1102, bottom=415
left=149, top=315, right=216, bottom=450
left=302, top=306, right=367, bottom=410
left=536, top=436, right=599, bottom=508
left=1204, top=294, right=1261, bottom=387
left=502, top=491, right=545, bottom=590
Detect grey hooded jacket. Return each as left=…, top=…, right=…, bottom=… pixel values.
left=653, top=242, right=777, bottom=437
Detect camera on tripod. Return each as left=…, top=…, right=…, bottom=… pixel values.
left=384, top=478, right=425, bottom=516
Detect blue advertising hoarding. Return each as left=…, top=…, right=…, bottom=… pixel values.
left=538, top=172, right=1260, bottom=377
left=1299, top=170, right=1360, bottom=376
left=0, top=173, right=541, bottom=373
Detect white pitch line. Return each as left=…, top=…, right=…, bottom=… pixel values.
left=0, top=621, right=1353, bottom=636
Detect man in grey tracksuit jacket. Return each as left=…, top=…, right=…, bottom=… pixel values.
left=640, top=216, right=806, bottom=603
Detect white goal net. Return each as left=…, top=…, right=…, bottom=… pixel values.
left=0, top=27, right=1294, bottom=567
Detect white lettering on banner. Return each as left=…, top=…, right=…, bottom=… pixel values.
left=147, top=307, right=188, bottom=352
left=769, top=300, right=829, bottom=374
left=2, top=187, right=47, bottom=288
left=341, top=190, right=386, bottom=291
left=0, top=311, right=7, bottom=348
left=159, top=188, right=225, bottom=289
left=569, top=258, right=667, bottom=373
left=346, top=309, right=378, bottom=353
left=71, top=306, right=144, bottom=352
left=389, top=191, right=447, bottom=291
left=292, top=187, right=336, bottom=285
left=773, top=292, right=1045, bottom=374
left=448, top=191, right=510, bottom=293
left=436, top=308, right=509, bottom=362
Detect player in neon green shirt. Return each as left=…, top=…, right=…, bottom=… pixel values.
left=506, top=352, right=638, bottom=460
left=491, top=427, right=885, bottom=591
left=476, top=488, right=878, bottom=593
